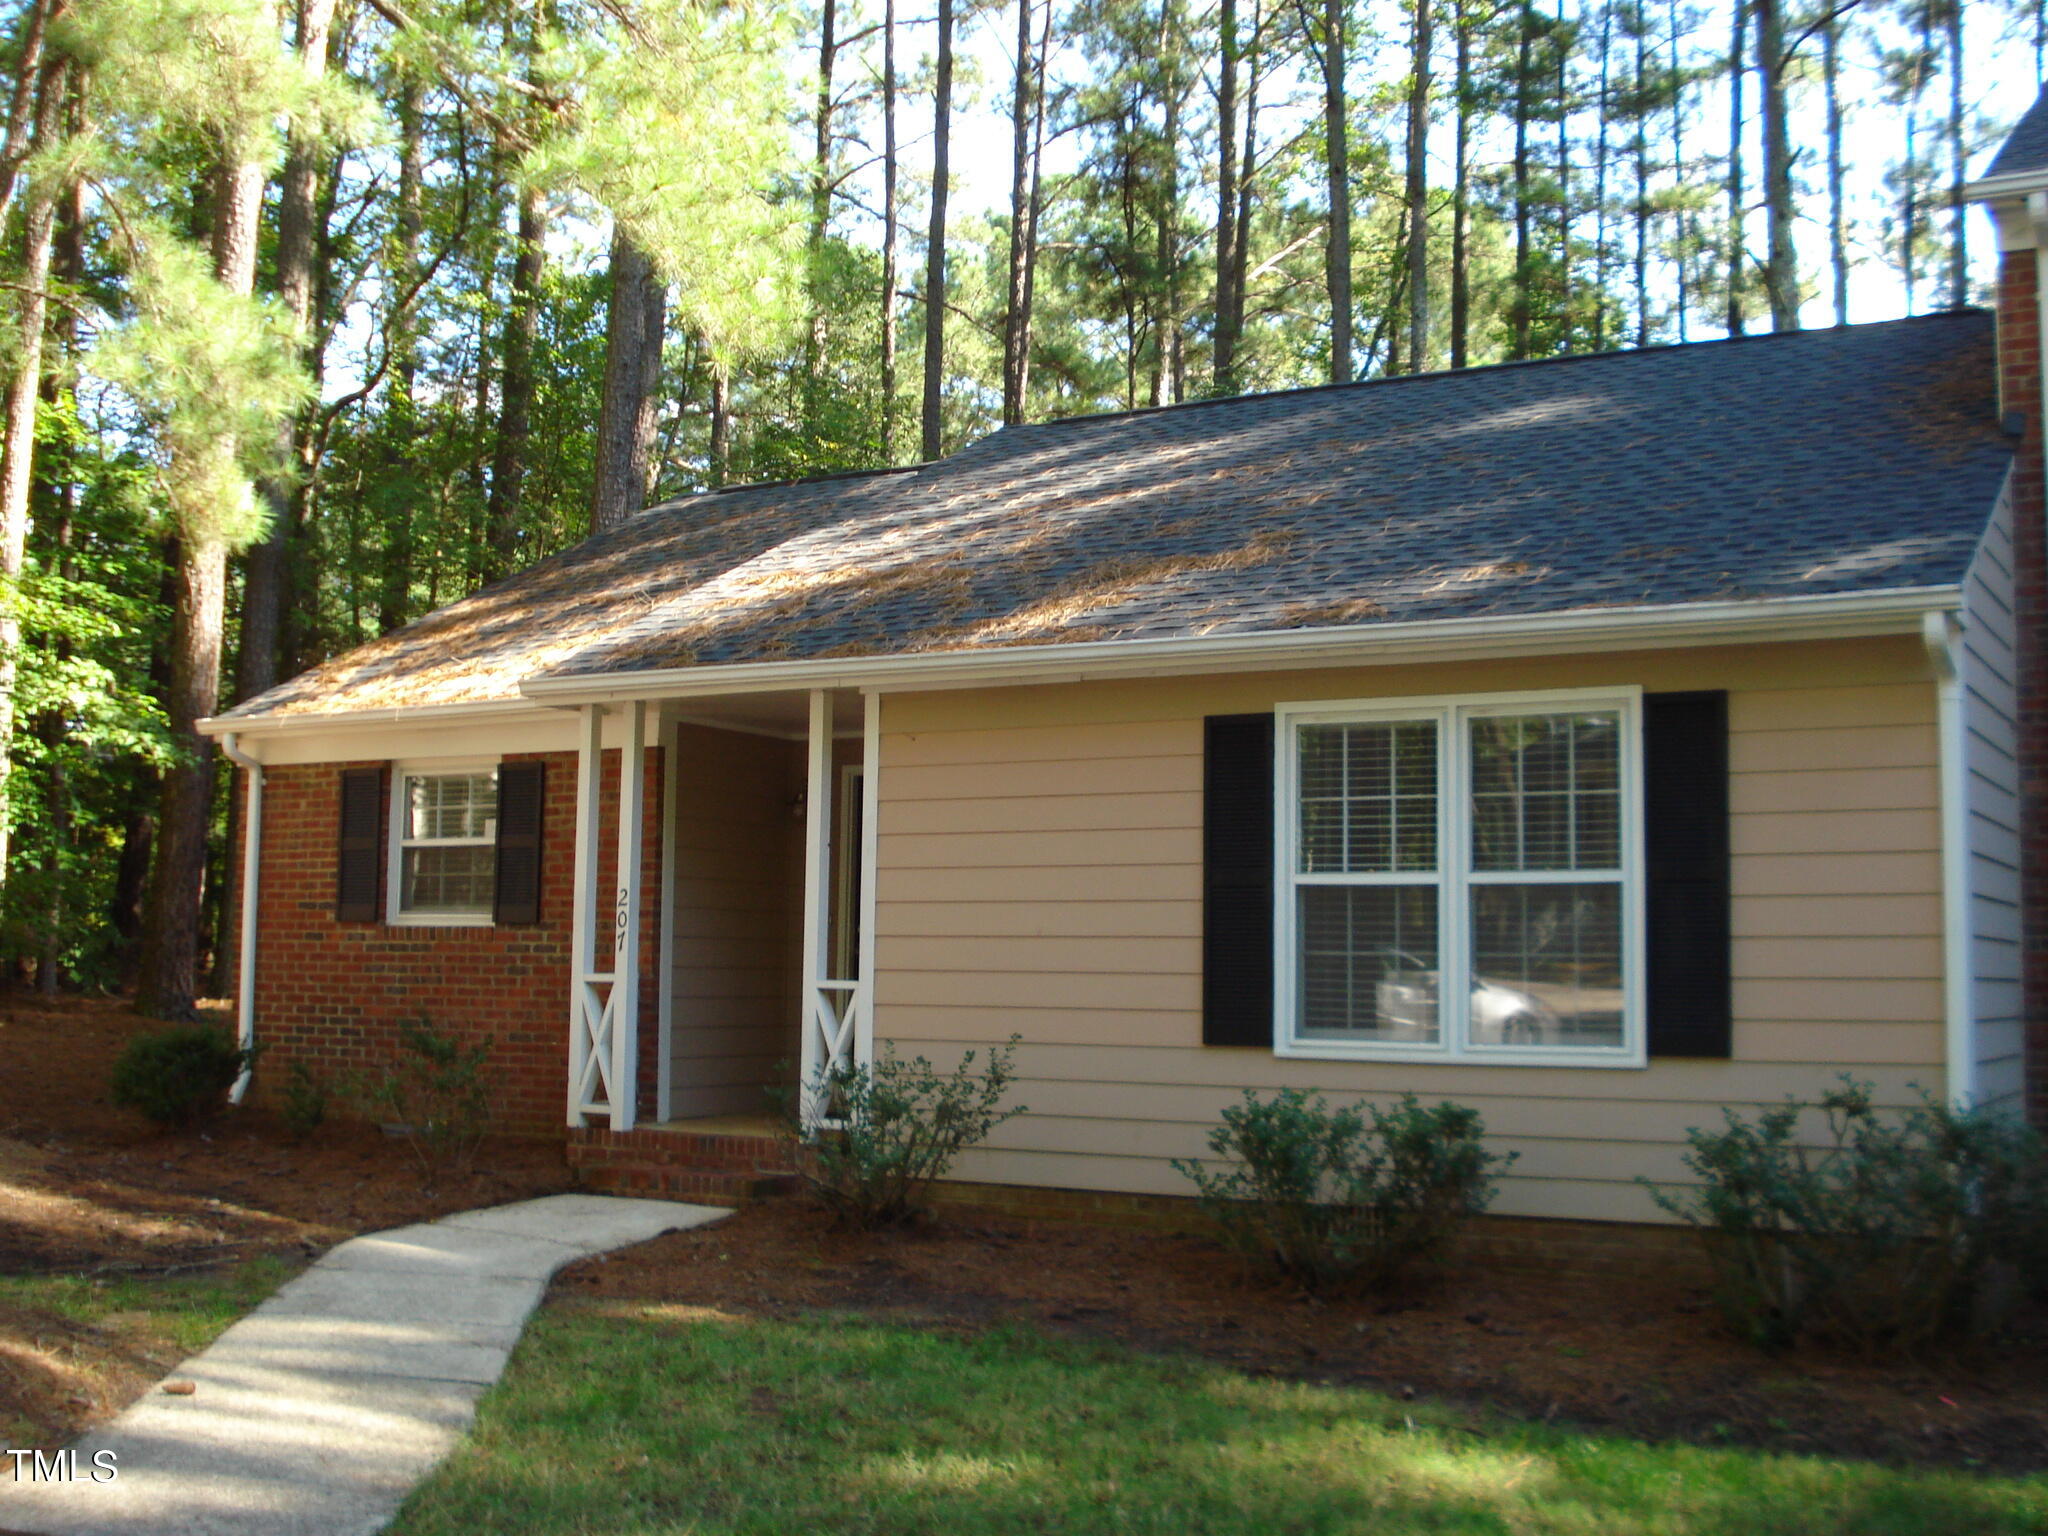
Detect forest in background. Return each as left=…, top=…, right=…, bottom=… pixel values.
left=0, top=0, right=2027, bottom=1015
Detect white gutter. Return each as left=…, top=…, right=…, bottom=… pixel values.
left=513, top=586, right=1960, bottom=708
left=196, top=694, right=543, bottom=740
left=1962, top=170, right=2048, bottom=205
left=1922, top=612, right=1977, bottom=1111
left=218, top=731, right=264, bottom=1104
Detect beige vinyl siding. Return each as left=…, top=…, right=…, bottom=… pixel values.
left=666, top=724, right=803, bottom=1117
left=872, top=638, right=1946, bottom=1224
left=1962, top=482, right=2025, bottom=1111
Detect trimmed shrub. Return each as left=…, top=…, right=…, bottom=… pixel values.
left=1648, top=1078, right=2048, bottom=1355
left=281, top=1061, right=329, bottom=1141
left=778, top=1038, right=1027, bottom=1229
left=109, top=1024, right=250, bottom=1130
left=352, top=1020, right=495, bottom=1179
left=1175, top=1089, right=1514, bottom=1293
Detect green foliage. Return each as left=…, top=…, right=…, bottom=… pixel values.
left=352, top=1020, right=495, bottom=1180
left=1647, top=1079, right=2048, bottom=1355
left=520, top=0, right=803, bottom=361
left=91, top=229, right=313, bottom=550
left=777, top=1038, right=1027, bottom=1229
left=1175, top=1089, right=1514, bottom=1293
left=109, top=1023, right=251, bottom=1129
left=280, top=1061, right=329, bottom=1142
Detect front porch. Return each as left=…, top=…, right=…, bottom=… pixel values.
left=561, top=687, right=877, bottom=1170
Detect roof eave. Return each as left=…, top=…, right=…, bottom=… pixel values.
left=1965, top=169, right=2048, bottom=204
left=511, top=586, right=1962, bottom=708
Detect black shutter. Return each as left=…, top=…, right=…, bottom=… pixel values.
left=1643, top=691, right=1732, bottom=1058
left=493, top=760, right=546, bottom=926
left=1203, top=713, right=1276, bottom=1047
left=336, top=766, right=384, bottom=923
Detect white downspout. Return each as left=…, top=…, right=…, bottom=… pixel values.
left=1923, top=612, right=1977, bottom=1111
left=219, top=731, right=263, bottom=1103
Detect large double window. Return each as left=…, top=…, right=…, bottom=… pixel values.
left=388, top=762, right=499, bottom=925
left=1276, top=689, right=1643, bottom=1066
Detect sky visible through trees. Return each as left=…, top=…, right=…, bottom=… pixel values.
left=0, top=0, right=2033, bottom=1007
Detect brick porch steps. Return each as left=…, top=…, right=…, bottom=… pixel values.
left=566, top=1124, right=800, bottom=1208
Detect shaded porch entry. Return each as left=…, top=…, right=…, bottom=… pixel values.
left=562, top=688, right=876, bottom=1146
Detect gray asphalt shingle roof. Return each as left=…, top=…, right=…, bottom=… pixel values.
left=226, top=310, right=2012, bottom=722
left=1986, top=90, right=2048, bottom=180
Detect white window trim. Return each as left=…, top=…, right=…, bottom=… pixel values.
left=1273, top=685, right=1647, bottom=1069
left=387, top=758, right=502, bottom=928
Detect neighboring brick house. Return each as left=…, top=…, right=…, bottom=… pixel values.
left=200, top=97, right=2048, bottom=1221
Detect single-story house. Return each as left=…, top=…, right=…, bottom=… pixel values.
left=200, top=102, right=2048, bottom=1233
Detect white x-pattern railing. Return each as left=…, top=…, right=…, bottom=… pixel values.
left=567, top=700, right=646, bottom=1130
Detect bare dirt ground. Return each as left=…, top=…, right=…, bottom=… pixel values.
left=0, top=994, right=572, bottom=1446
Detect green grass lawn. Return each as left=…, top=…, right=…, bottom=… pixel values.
left=390, top=1303, right=2048, bottom=1536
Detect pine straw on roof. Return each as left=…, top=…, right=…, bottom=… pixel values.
left=904, top=528, right=1299, bottom=652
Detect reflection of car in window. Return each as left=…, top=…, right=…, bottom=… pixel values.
left=1371, top=949, right=1559, bottom=1046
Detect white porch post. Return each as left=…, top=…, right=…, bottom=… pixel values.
left=566, top=701, right=649, bottom=1129
left=798, top=689, right=835, bottom=1123
left=567, top=704, right=603, bottom=1127
left=610, top=700, right=647, bottom=1131
left=655, top=717, right=679, bottom=1124
left=857, top=690, right=881, bottom=1066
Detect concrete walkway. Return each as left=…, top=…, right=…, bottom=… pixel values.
left=0, top=1193, right=725, bottom=1536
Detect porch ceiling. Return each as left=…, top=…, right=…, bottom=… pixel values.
left=662, top=688, right=864, bottom=740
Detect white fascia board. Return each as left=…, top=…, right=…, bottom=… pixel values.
left=197, top=694, right=542, bottom=738
left=195, top=697, right=585, bottom=766
left=512, top=587, right=1962, bottom=706
left=1965, top=171, right=2048, bottom=209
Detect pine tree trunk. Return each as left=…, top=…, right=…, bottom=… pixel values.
left=1018, top=1, right=1051, bottom=411
left=1945, top=0, right=1965, bottom=309
left=486, top=179, right=544, bottom=573
left=0, top=41, right=67, bottom=886
left=1451, top=0, right=1470, bottom=368
left=240, top=0, right=334, bottom=706
left=136, top=156, right=264, bottom=1019
left=710, top=364, right=731, bottom=487
left=1002, top=0, right=1035, bottom=425
left=1214, top=0, right=1241, bottom=391
left=1154, top=0, right=1184, bottom=406
left=1405, top=0, right=1432, bottom=372
left=1668, top=0, right=1688, bottom=341
left=1725, top=0, right=1746, bottom=335
left=378, top=76, right=424, bottom=634
left=1513, top=5, right=1533, bottom=359
left=591, top=230, right=667, bottom=532
left=1824, top=16, right=1846, bottom=326
left=1321, top=0, right=1352, bottom=383
left=1633, top=3, right=1650, bottom=347
left=1230, top=0, right=1261, bottom=375
left=921, top=0, right=954, bottom=461
left=880, top=0, right=899, bottom=461
left=1593, top=1, right=1612, bottom=352
left=1555, top=0, right=1572, bottom=350
left=0, top=0, right=56, bottom=230
left=1755, top=0, right=1796, bottom=329
left=807, top=0, right=837, bottom=392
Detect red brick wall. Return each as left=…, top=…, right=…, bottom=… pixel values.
left=1996, top=249, right=2048, bottom=1122
left=233, top=745, right=663, bottom=1137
